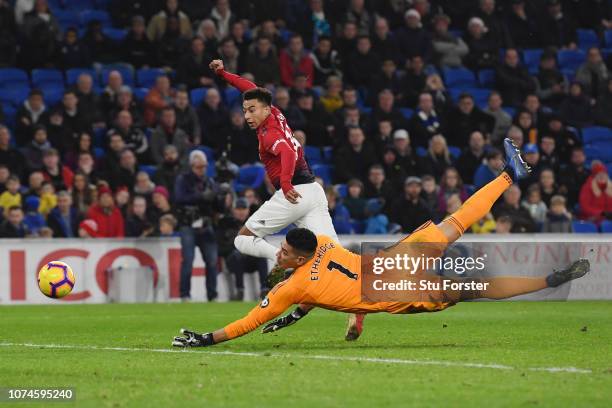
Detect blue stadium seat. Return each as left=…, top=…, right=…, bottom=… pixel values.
left=449, top=88, right=491, bottom=106
left=606, top=30, right=612, bottom=47
left=66, top=68, right=97, bottom=86
left=502, top=106, right=516, bottom=118
left=80, top=10, right=111, bottom=27
left=101, top=67, right=134, bottom=86
left=223, top=87, right=241, bottom=107
left=448, top=145, right=461, bottom=159
left=399, top=108, right=413, bottom=120
left=0, top=68, right=29, bottom=88
left=138, top=165, right=157, bottom=178
left=0, top=87, right=30, bottom=107
left=64, top=0, right=95, bottom=11
left=558, top=49, right=586, bottom=70
left=442, top=67, right=477, bottom=88
left=54, top=10, right=79, bottom=30
left=2, top=104, right=17, bottom=129
left=335, top=184, right=347, bottom=198
left=93, top=147, right=105, bottom=159
left=311, top=164, right=333, bottom=185
left=40, top=86, right=65, bottom=106
left=584, top=143, right=612, bottom=162
left=133, top=88, right=149, bottom=102
left=350, top=220, right=366, bottom=234
left=102, top=27, right=128, bottom=42
left=190, top=87, right=208, bottom=106
left=572, top=220, right=598, bottom=233
left=31, top=69, right=64, bottom=87
left=478, top=69, right=495, bottom=88
left=137, top=68, right=165, bottom=88
left=194, top=145, right=215, bottom=162
left=522, top=49, right=543, bottom=69
left=577, top=29, right=600, bottom=50
left=233, top=164, right=266, bottom=192
left=601, top=220, right=612, bottom=233
left=582, top=127, right=612, bottom=144
left=322, top=146, right=333, bottom=163
left=360, top=106, right=372, bottom=115
left=416, top=147, right=427, bottom=157
left=304, top=146, right=323, bottom=165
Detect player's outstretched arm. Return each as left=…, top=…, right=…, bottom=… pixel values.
left=209, top=59, right=257, bottom=92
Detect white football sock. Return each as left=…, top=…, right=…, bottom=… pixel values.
left=234, top=235, right=278, bottom=261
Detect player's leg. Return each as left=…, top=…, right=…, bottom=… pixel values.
left=437, top=138, right=530, bottom=243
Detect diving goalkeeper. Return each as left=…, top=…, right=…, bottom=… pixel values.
left=172, top=139, right=590, bottom=348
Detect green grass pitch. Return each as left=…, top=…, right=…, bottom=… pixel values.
left=1, top=301, right=611, bottom=407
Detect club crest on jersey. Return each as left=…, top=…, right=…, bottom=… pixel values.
left=260, top=296, right=270, bottom=308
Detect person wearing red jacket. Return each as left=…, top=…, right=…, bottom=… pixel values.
left=279, top=34, right=314, bottom=88
left=86, top=186, right=125, bottom=237
left=211, top=59, right=364, bottom=340
left=579, top=162, right=612, bottom=224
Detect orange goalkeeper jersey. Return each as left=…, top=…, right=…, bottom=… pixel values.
left=224, top=229, right=453, bottom=339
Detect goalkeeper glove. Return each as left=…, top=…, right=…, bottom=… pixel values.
left=172, top=328, right=215, bottom=348
left=261, top=307, right=309, bottom=334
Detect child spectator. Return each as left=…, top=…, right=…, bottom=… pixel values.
left=471, top=213, right=497, bottom=234
left=158, top=214, right=179, bottom=237
left=579, top=162, right=612, bottom=224
left=78, top=219, right=99, bottom=238
left=325, top=186, right=352, bottom=234
left=23, top=195, right=46, bottom=236
left=521, top=184, right=548, bottom=225
left=437, top=167, right=469, bottom=216
left=0, top=176, right=21, bottom=215
left=542, top=195, right=573, bottom=233
left=0, top=206, right=28, bottom=238
left=343, top=179, right=367, bottom=221
left=420, top=175, right=439, bottom=214
left=494, top=215, right=513, bottom=234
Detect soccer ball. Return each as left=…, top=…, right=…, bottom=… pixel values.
left=37, top=261, right=75, bottom=299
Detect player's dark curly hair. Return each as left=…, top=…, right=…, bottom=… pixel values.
left=244, top=87, right=272, bottom=106
left=286, top=228, right=317, bottom=256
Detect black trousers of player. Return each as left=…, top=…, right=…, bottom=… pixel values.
left=225, top=249, right=268, bottom=292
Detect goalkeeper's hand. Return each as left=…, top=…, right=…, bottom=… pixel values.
left=262, top=307, right=309, bottom=334
left=172, top=328, right=214, bottom=348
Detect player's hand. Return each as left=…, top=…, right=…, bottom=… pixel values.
left=284, top=188, right=302, bottom=204
left=262, top=307, right=309, bottom=334
left=209, top=59, right=224, bottom=72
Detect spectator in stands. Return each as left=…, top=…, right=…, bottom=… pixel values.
left=594, top=78, right=612, bottom=127
left=134, top=171, right=155, bottom=198
left=175, top=150, right=221, bottom=301
left=46, top=190, right=80, bottom=238
left=20, top=0, right=61, bottom=69
left=370, top=17, right=398, bottom=63
left=542, top=194, right=573, bottom=233
left=546, top=114, right=580, bottom=162
left=381, top=146, right=408, bottom=190
left=539, top=135, right=560, bottom=172
left=558, top=146, right=589, bottom=209
left=539, top=0, right=577, bottom=49
left=0, top=126, right=25, bottom=180
left=210, top=0, right=234, bottom=39
left=493, top=184, right=537, bottom=232
left=535, top=49, right=568, bottom=110
left=395, top=9, right=431, bottom=63
left=483, top=92, right=511, bottom=146
left=538, top=168, right=558, bottom=207
left=157, top=16, right=190, bottom=69
left=0, top=176, right=21, bottom=214
left=472, top=0, right=511, bottom=49
left=74, top=152, right=99, bottom=185
left=522, top=184, right=547, bottom=225
left=514, top=110, right=538, bottom=145
left=122, top=15, right=154, bottom=69
left=347, top=35, right=380, bottom=88
left=198, top=88, right=229, bottom=147
left=325, top=186, right=352, bottom=235
left=114, top=186, right=130, bottom=218
left=177, top=36, right=215, bottom=90
left=195, top=18, right=219, bottom=51
left=82, top=20, right=116, bottom=64
left=424, top=134, right=452, bottom=180
left=157, top=213, right=178, bottom=237
left=273, top=87, right=305, bottom=130
left=408, top=92, right=444, bottom=148
left=0, top=0, right=16, bottom=67
left=310, top=36, right=340, bottom=87
left=370, top=60, right=403, bottom=106
left=446, top=93, right=494, bottom=147
left=437, top=167, right=469, bottom=215
left=342, top=178, right=366, bottom=220
left=217, top=37, right=244, bottom=74
left=174, top=88, right=201, bottom=144
left=334, top=126, right=378, bottom=183
left=41, top=148, right=73, bottom=192
left=370, top=120, right=393, bottom=158
left=474, top=147, right=503, bottom=188
left=78, top=218, right=99, bottom=238
left=431, top=14, right=468, bottom=68
left=86, top=185, right=125, bottom=237
left=575, top=47, right=610, bottom=100
left=295, top=92, right=333, bottom=147
left=363, top=164, right=394, bottom=210
left=420, top=174, right=438, bottom=213
left=100, top=70, right=124, bottom=115
left=125, top=195, right=154, bottom=237
left=103, top=132, right=125, bottom=171
left=58, top=90, right=90, bottom=151
left=424, top=73, right=453, bottom=116
left=109, top=86, right=143, bottom=127
left=16, top=89, right=48, bottom=147
left=342, top=0, right=371, bottom=36
left=279, top=34, right=314, bottom=88
left=463, top=17, right=497, bottom=71
left=320, top=76, right=344, bottom=114
left=150, top=185, right=174, bottom=221
left=22, top=125, right=51, bottom=171
left=559, top=82, right=593, bottom=128
left=579, top=162, right=612, bottom=223
left=494, top=214, right=513, bottom=234
left=0, top=206, right=27, bottom=238
left=57, top=27, right=91, bottom=69
left=519, top=143, right=542, bottom=191
left=71, top=172, right=95, bottom=214
left=221, top=109, right=258, bottom=165
left=523, top=94, right=549, bottom=134
left=505, top=0, right=539, bottom=49
left=108, top=149, right=138, bottom=191
left=151, top=106, right=191, bottom=166
left=0, top=165, right=8, bottom=194
left=496, top=48, right=536, bottom=107
left=153, top=145, right=181, bottom=196
left=455, top=131, right=486, bottom=185
left=147, top=0, right=193, bottom=42
left=108, top=110, right=149, bottom=163
left=402, top=55, right=427, bottom=108
left=74, top=74, right=103, bottom=128
left=389, top=176, right=432, bottom=233
left=371, top=89, right=406, bottom=131
left=392, top=129, right=430, bottom=176
left=144, top=76, right=175, bottom=127
left=246, top=35, right=280, bottom=86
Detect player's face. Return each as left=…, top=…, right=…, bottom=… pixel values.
left=276, top=241, right=308, bottom=269
left=243, top=99, right=270, bottom=129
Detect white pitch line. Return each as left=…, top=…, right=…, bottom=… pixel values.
left=0, top=342, right=592, bottom=374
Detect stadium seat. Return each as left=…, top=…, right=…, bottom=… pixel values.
left=0, top=87, right=30, bottom=107
left=101, top=67, right=134, bottom=86
left=478, top=69, right=495, bottom=88
left=601, top=220, right=612, bottom=233
left=360, top=106, right=372, bottom=115
left=577, top=29, right=600, bottom=50
left=102, top=28, right=128, bottom=42
left=80, top=10, right=111, bottom=27
left=335, top=184, right=347, bottom=198
left=31, top=69, right=64, bottom=88
left=448, top=145, right=461, bottom=159
left=350, top=220, right=366, bottom=234
left=584, top=143, right=612, bottom=162
left=322, top=146, right=333, bottom=163
left=572, top=220, right=598, bottom=233
left=502, top=106, right=516, bottom=118
left=399, top=108, right=413, bottom=120
left=138, top=165, right=157, bottom=178
left=449, top=88, right=491, bottom=106
left=131, top=88, right=147, bottom=101
left=522, top=49, right=543, bottom=67
left=442, top=67, right=477, bottom=88
left=416, top=147, right=427, bottom=157
left=304, top=146, right=323, bottom=165
left=137, top=68, right=165, bottom=88
left=0, top=68, right=29, bottom=88
left=311, top=164, right=333, bottom=185
left=190, top=87, right=208, bottom=106
left=64, top=0, right=95, bottom=11
left=93, top=147, right=105, bottom=159
left=2, top=104, right=17, bottom=129
left=582, top=127, right=612, bottom=144
left=233, top=164, right=266, bottom=192
left=223, top=87, right=241, bottom=107
left=194, top=145, right=215, bottom=162
left=54, top=10, right=79, bottom=31
left=557, top=49, right=586, bottom=71
left=66, top=68, right=97, bottom=86
left=40, top=86, right=65, bottom=106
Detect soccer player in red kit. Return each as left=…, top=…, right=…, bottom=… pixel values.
left=209, top=59, right=364, bottom=340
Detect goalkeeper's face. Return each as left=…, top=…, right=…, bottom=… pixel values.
left=276, top=241, right=310, bottom=269
left=243, top=100, right=270, bottom=129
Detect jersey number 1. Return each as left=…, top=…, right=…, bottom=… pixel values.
left=327, top=260, right=358, bottom=280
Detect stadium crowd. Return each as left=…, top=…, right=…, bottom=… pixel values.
left=0, top=0, right=612, bottom=243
